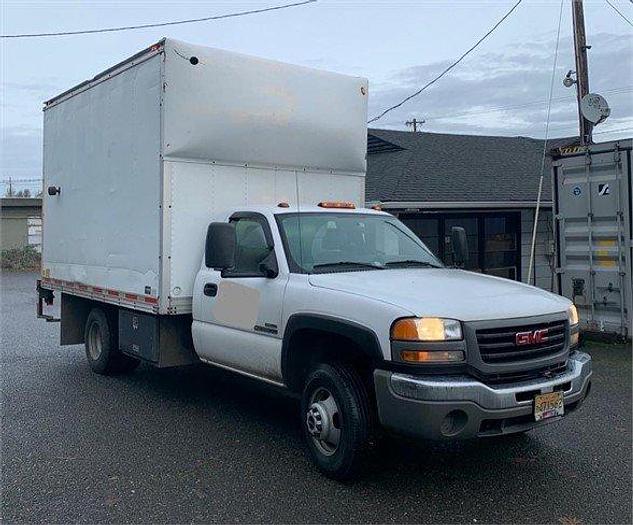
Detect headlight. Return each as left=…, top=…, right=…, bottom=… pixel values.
left=391, top=317, right=463, bottom=342
left=568, top=304, right=579, bottom=326
left=568, top=304, right=580, bottom=347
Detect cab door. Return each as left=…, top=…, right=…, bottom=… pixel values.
left=192, top=212, right=287, bottom=383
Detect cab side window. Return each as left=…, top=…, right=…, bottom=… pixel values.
left=228, top=218, right=271, bottom=276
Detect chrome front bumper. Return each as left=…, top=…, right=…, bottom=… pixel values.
left=374, top=351, right=592, bottom=439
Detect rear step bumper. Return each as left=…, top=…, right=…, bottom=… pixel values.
left=374, top=351, right=592, bottom=439
left=36, top=279, right=60, bottom=322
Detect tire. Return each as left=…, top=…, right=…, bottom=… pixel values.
left=301, top=362, right=373, bottom=480
left=84, top=307, right=140, bottom=375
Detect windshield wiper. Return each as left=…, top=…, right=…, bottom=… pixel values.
left=384, top=260, right=441, bottom=268
left=312, top=261, right=385, bottom=272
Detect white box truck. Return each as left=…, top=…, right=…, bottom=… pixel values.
left=38, top=39, right=592, bottom=479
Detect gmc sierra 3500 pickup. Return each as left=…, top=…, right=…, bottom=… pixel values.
left=192, top=203, right=591, bottom=477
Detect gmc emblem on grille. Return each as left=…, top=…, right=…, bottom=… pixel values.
left=516, top=328, right=549, bottom=346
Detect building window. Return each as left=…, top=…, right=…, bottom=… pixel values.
left=401, top=217, right=439, bottom=254
left=399, top=211, right=521, bottom=281
left=27, top=216, right=42, bottom=253
left=483, top=216, right=518, bottom=280
left=444, top=217, right=480, bottom=272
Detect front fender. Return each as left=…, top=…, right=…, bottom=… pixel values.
left=281, top=313, right=383, bottom=388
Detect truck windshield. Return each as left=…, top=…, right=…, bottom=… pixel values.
left=276, top=213, right=443, bottom=274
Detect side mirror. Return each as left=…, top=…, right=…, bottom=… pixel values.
left=205, top=222, right=236, bottom=270
left=451, top=226, right=469, bottom=268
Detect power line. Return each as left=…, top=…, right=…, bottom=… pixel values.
left=367, top=0, right=523, bottom=123
left=0, top=0, right=316, bottom=39
left=605, top=0, right=633, bottom=27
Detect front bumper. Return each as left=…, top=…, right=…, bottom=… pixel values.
left=374, top=351, right=592, bottom=439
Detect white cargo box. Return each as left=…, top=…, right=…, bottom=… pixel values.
left=41, top=38, right=368, bottom=314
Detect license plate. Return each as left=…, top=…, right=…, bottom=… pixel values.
left=534, top=391, right=564, bottom=421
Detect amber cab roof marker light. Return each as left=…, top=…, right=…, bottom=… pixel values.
left=317, top=201, right=356, bottom=209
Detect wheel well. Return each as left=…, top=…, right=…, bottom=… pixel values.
left=284, top=328, right=377, bottom=393
left=60, top=294, right=118, bottom=346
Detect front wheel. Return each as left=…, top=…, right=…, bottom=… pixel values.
left=301, top=363, right=373, bottom=480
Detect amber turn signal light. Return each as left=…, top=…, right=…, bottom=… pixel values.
left=401, top=350, right=465, bottom=363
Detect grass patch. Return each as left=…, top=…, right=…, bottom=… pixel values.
left=1, top=246, right=41, bottom=271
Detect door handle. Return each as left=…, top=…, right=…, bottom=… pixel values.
left=203, top=283, right=218, bottom=297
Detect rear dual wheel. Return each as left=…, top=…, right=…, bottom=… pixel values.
left=84, top=308, right=139, bottom=375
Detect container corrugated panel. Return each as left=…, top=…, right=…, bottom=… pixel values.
left=552, top=139, right=632, bottom=338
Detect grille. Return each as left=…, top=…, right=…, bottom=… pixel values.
left=476, top=320, right=567, bottom=364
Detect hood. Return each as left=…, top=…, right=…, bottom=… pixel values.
left=308, top=269, right=570, bottom=322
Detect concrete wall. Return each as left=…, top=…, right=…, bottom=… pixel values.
left=0, top=198, right=42, bottom=250
left=1, top=218, right=29, bottom=250
left=520, top=208, right=554, bottom=291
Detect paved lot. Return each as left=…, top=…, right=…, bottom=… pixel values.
left=1, top=271, right=631, bottom=524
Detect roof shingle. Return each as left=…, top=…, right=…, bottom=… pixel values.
left=366, top=128, right=575, bottom=204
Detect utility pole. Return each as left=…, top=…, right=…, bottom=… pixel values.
left=405, top=118, right=424, bottom=132
left=572, top=0, right=593, bottom=145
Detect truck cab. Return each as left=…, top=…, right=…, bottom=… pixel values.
left=187, top=202, right=592, bottom=478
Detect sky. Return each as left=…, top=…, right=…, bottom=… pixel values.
left=1, top=0, right=632, bottom=190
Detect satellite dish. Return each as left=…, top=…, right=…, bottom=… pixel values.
left=581, top=93, right=611, bottom=125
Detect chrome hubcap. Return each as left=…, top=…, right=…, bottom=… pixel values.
left=306, top=387, right=341, bottom=456
left=88, top=322, right=103, bottom=360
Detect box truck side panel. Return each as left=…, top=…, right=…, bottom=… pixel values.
left=42, top=54, right=163, bottom=301
left=161, top=39, right=368, bottom=173
left=164, top=160, right=365, bottom=311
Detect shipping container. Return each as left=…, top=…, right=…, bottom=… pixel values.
left=41, top=38, right=368, bottom=316
left=552, top=139, right=632, bottom=338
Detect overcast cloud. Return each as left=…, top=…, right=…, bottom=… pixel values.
left=1, top=0, right=632, bottom=187
left=368, top=31, right=633, bottom=136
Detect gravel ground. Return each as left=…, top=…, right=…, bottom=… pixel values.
left=1, top=271, right=631, bottom=524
